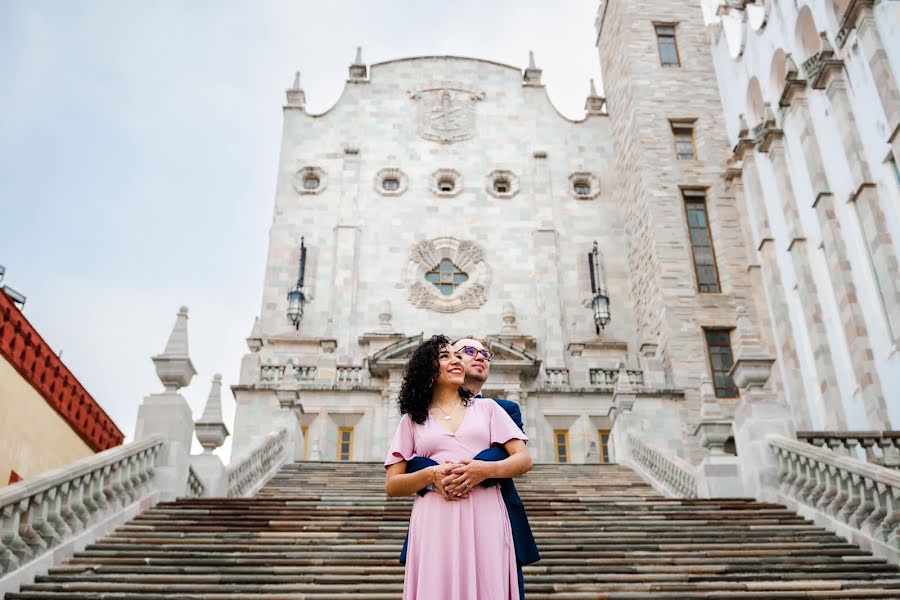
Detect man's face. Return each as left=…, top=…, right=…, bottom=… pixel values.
left=452, top=338, right=491, bottom=385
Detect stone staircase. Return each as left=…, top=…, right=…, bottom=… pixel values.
left=7, top=462, right=900, bottom=599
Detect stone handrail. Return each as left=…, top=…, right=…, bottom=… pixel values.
left=0, top=435, right=163, bottom=579
left=186, top=466, right=206, bottom=498
left=796, top=431, right=900, bottom=469
left=769, top=434, right=900, bottom=563
left=226, top=429, right=288, bottom=498
left=628, top=431, right=698, bottom=498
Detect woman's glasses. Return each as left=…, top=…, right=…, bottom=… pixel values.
left=458, top=345, right=494, bottom=362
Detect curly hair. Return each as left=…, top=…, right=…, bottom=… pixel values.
left=398, top=334, right=473, bottom=424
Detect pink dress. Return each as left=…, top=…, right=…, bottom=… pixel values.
left=385, top=397, right=527, bottom=600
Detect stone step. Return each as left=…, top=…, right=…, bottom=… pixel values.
left=7, top=462, right=899, bottom=599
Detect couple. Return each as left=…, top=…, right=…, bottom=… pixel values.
left=384, top=335, right=540, bottom=600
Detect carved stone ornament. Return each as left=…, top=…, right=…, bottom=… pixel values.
left=404, top=237, right=491, bottom=313
left=409, top=86, right=484, bottom=144
left=292, top=166, right=327, bottom=195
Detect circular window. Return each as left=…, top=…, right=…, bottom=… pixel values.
left=438, top=179, right=455, bottom=193
left=303, top=176, right=320, bottom=190
left=573, top=181, right=590, bottom=195
left=383, top=178, right=400, bottom=191
left=493, top=178, right=510, bottom=194
left=374, top=168, right=408, bottom=196
left=485, top=169, right=519, bottom=199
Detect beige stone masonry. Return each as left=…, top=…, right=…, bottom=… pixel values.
left=812, top=192, right=889, bottom=428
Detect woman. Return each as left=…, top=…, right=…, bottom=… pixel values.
left=384, top=335, right=533, bottom=600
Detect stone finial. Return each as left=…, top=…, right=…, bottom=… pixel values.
left=246, top=317, right=263, bottom=352
left=152, top=306, right=197, bottom=392
left=285, top=71, right=306, bottom=109
left=501, top=302, right=518, bottom=334
left=584, top=78, right=606, bottom=115
left=195, top=374, right=230, bottom=454
left=523, top=50, right=543, bottom=86
left=349, top=46, right=368, bottom=81
left=377, top=300, right=393, bottom=333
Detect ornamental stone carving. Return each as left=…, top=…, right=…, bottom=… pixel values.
left=404, top=237, right=491, bottom=313
left=409, top=86, right=484, bottom=144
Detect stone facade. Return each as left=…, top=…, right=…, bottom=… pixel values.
left=230, top=54, right=690, bottom=465
left=705, top=0, right=900, bottom=432
left=231, top=1, right=897, bottom=477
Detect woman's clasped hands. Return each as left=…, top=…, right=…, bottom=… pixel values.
left=433, top=459, right=494, bottom=500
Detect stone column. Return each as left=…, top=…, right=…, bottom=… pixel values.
left=530, top=152, right=567, bottom=370
left=764, top=120, right=846, bottom=427
left=134, top=307, right=197, bottom=502
left=330, top=147, right=362, bottom=358
left=694, top=378, right=743, bottom=498
left=729, top=309, right=795, bottom=501
left=824, top=72, right=900, bottom=345
left=812, top=193, right=890, bottom=427
left=851, top=6, right=900, bottom=153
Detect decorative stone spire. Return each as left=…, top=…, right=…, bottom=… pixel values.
left=348, top=46, right=368, bottom=81
left=584, top=79, right=606, bottom=115
left=195, top=374, right=230, bottom=454
left=523, top=50, right=543, bottom=86
left=246, top=317, right=263, bottom=352
left=152, top=306, right=197, bottom=392
left=285, top=71, right=306, bottom=109
left=501, top=302, right=519, bottom=334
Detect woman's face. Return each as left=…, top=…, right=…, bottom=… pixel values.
left=434, top=345, right=465, bottom=388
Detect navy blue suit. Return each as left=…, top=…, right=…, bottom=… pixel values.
left=400, top=398, right=540, bottom=599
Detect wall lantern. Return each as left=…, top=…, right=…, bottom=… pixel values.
left=287, top=237, right=307, bottom=329
left=588, top=241, right=610, bottom=332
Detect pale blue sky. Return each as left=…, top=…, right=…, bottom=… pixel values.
left=0, top=1, right=601, bottom=460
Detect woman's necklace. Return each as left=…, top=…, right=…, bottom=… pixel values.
left=431, top=402, right=458, bottom=421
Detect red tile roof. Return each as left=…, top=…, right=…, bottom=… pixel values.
left=0, top=290, right=124, bottom=452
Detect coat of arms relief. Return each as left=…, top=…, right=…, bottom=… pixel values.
left=409, top=86, right=484, bottom=144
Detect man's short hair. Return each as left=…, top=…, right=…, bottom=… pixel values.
left=452, top=335, right=487, bottom=347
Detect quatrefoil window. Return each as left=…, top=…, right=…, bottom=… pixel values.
left=424, top=259, right=469, bottom=296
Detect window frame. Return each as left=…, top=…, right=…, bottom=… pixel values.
left=554, top=429, right=570, bottom=464
left=338, top=427, right=354, bottom=461
left=682, top=188, right=722, bottom=294
left=301, top=425, right=309, bottom=460
left=597, top=429, right=611, bottom=464
left=670, top=119, right=697, bottom=160
left=654, top=23, right=682, bottom=67
left=704, top=328, right=739, bottom=399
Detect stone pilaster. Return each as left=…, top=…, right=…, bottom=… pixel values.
left=852, top=6, right=900, bottom=152
left=812, top=193, right=889, bottom=428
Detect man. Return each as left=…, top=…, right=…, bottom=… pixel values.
left=401, top=336, right=540, bottom=599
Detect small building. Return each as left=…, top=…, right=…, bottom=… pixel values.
left=0, top=287, right=124, bottom=486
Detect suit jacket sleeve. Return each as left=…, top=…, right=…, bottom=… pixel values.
left=405, top=455, right=439, bottom=496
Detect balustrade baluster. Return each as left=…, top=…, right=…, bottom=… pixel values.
left=848, top=474, right=876, bottom=530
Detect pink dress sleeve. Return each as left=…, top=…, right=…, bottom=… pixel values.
left=384, top=414, right=416, bottom=468
left=486, top=399, right=528, bottom=446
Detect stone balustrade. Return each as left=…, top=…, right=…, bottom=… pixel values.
left=544, top=369, right=569, bottom=386
left=226, top=429, right=288, bottom=498
left=589, top=368, right=644, bottom=387
left=627, top=431, right=698, bottom=499
left=797, top=431, right=900, bottom=469
left=185, top=466, right=206, bottom=498
left=336, top=366, right=364, bottom=385
left=802, top=52, right=823, bottom=81
left=769, top=434, right=900, bottom=563
left=0, top=436, right=163, bottom=582
left=259, top=364, right=317, bottom=384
